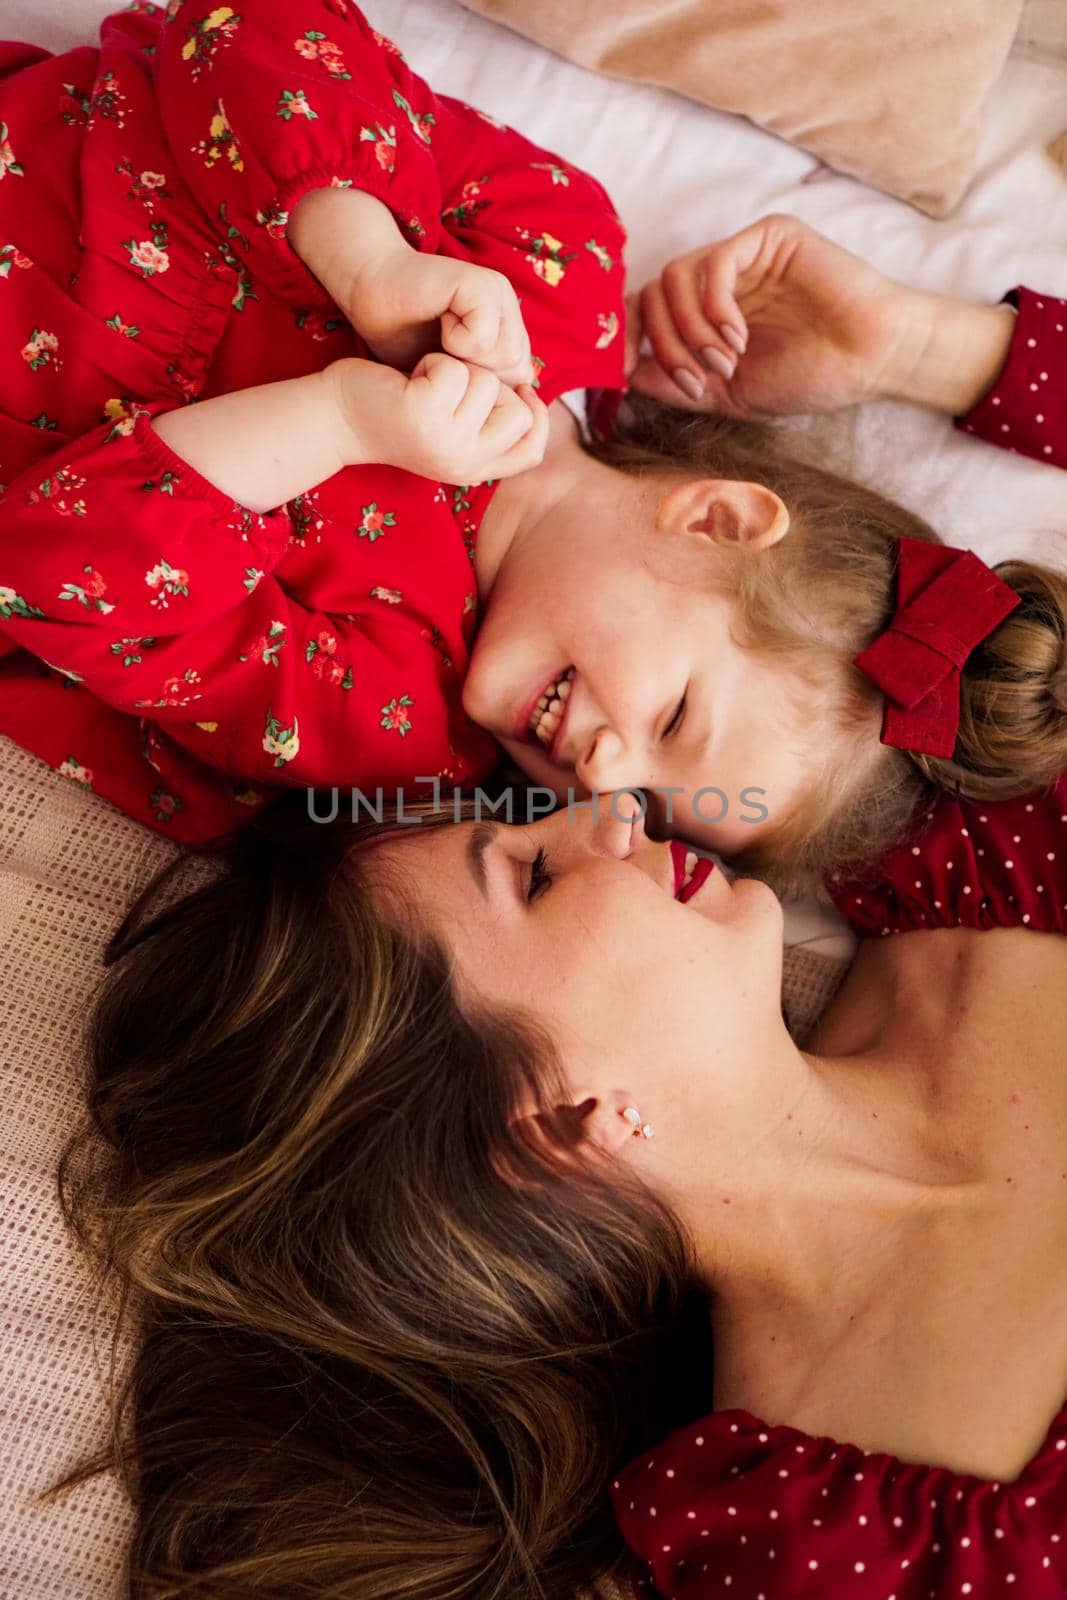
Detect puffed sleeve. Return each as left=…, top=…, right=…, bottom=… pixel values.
left=0, top=410, right=495, bottom=789
left=828, top=776, right=1067, bottom=939
left=957, top=287, right=1067, bottom=469
left=155, top=0, right=446, bottom=311
left=155, top=1, right=626, bottom=397
left=431, top=98, right=628, bottom=400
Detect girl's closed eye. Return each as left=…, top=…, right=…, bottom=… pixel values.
left=661, top=691, right=688, bottom=741
left=527, top=846, right=554, bottom=901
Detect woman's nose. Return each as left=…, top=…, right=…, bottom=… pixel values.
left=586, top=788, right=645, bottom=860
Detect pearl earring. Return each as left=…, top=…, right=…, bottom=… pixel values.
left=622, top=1105, right=655, bottom=1140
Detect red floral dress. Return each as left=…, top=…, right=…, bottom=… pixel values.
left=0, top=0, right=626, bottom=841
left=614, top=777, right=1067, bottom=1597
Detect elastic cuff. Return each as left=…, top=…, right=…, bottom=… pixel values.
left=957, top=286, right=1067, bottom=464
left=133, top=410, right=290, bottom=553
left=257, top=158, right=442, bottom=312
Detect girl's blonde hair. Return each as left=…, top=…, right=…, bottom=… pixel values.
left=588, top=395, right=1067, bottom=892
left=58, top=797, right=695, bottom=1599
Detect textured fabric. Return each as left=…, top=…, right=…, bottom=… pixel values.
left=959, top=286, right=1067, bottom=471
left=615, top=1403, right=1067, bottom=1599
left=0, top=736, right=163, bottom=1598
left=454, top=0, right=1023, bottom=217
left=0, top=0, right=626, bottom=844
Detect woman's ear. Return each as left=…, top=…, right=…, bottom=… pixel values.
left=508, top=1092, right=644, bottom=1165
left=656, top=477, right=790, bottom=551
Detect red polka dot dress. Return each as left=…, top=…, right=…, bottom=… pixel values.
left=613, top=778, right=1067, bottom=1598
left=0, top=2, right=625, bottom=842
left=957, top=287, right=1067, bottom=468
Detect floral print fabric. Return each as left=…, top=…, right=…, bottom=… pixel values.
left=0, top=0, right=626, bottom=841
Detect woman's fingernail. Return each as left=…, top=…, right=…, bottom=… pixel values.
left=720, top=323, right=747, bottom=355
left=701, top=347, right=736, bottom=382
left=671, top=367, right=705, bottom=401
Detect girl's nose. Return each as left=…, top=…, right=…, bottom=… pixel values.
left=576, top=725, right=634, bottom=795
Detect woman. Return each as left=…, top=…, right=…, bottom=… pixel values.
left=64, top=772, right=1067, bottom=1597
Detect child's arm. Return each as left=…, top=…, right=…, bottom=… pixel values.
left=157, top=1, right=627, bottom=403
left=0, top=408, right=489, bottom=791
left=286, top=187, right=533, bottom=383
left=153, top=352, right=547, bottom=512
left=0, top=359, right=546, bottom=686
left=0, top=360, right=545, bottom=788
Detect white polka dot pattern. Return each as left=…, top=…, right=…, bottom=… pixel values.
left=830, top=776, right=1067, bottom=942
left=614, top=1405, right=1067, bottom=1597
left=957, top=287, right=1067, bottom=471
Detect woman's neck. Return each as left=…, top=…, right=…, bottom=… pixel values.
left=678, top=1003, right=985, bottom=1324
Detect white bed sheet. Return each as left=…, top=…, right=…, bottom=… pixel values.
left=3, top=0, right=1067, bottom=954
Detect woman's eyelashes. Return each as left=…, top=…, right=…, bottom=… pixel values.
left=527, top=846, right=554, bottom=901
left=661, top=690, right=688, bottom=742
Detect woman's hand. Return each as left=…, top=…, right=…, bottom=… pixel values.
left=328, top=354, right=549, bottom=483
left=627, top=214, right=1019, bottom=420
left=626, top=215, right=928, bottom=420
left=289, top=186, right=534, bottom=383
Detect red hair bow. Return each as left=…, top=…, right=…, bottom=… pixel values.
left=853, top=537, right=1020, bottom=759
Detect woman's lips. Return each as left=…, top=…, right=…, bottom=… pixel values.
left=668, top=839, right=716, bottom=902
left=680, top=857, right=715, bottom=904
left=669, top=839, right=687, bottom=895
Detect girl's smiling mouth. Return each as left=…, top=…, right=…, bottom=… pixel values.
left=517, top=665, right=576, bottom=756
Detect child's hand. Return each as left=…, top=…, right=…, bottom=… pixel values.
left=328, top=354, right=549, bottom=483
left=289, top=187, right=534, bottom=384
left=349, top=249, right=535, bottom=386
left=625, top=215, right=922, bottom=420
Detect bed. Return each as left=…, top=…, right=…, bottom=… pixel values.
left=1, top=0, right=1065, bottom=1593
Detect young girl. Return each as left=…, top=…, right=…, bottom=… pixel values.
left=0, top=0, right=622, bottom=837
left=2, top=3, right=1065, bottom=887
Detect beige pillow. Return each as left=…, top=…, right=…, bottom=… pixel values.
left=457, top=0, right=1023, bottom=216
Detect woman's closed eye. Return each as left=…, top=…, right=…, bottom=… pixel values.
left=527, top=846, right=554, bottom=901
left=661, top=691, right=688, bottom=742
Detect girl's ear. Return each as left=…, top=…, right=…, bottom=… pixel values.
left=656, top=477, right=790, bottom=551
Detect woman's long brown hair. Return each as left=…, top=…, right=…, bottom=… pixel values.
left=59, top=797, right=693, bottom=1599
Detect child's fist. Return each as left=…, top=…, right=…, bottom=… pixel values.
left=350, top=251, right=535, bottom=387
left=437, top=260, right=535, bottom=387
left=288, top=187, right=534, bottom=384
left=328, top=354, right=549, bottom=485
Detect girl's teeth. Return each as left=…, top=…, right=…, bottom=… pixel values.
left=682, top=850, right=698, bottom=889
left=528, top=666, right=575, bottom=743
